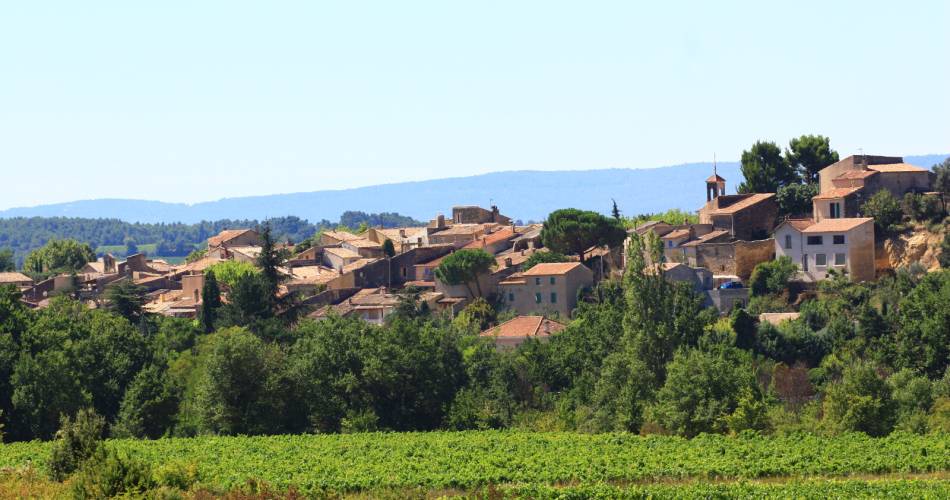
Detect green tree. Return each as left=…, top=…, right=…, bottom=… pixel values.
left=862, top=190, right=902, bottom=235
left=453, top=297, right=497, bottom=332
left=206, top=260, right=258, bottom=289
left=785, top=134, right=839, bottom=184
left=749, top=256, right=798, bottom=296
left=184, top=248, right=207, bottom=264
left=540, top=208, right=627, bottom=258
left=623, top=232, right=713, bottom=384
left=932, top=157, right=950, bottom=212
left=105, top=280, right=147, bottom=324
left=0, top=248, right=14, bottom=272
left=887, top=369, right=934, bottom=433
left=256, top=222, right=282, bottom=302
left=738, top=141, right=798, bottom=193
left=22, top=239, right=95, bottom=277
left=434, top=249, right=495, bottom=297
left=112, top=365, right=179, bottom=439
left=522, top=251, right=570, bottom=271
left=219, top=272, right=274, bottom=327
left=646, top=346, right=758, bottom=437
left=940, top=233, right=950, bottom=269
left=892, top=270, right=950, bottom=378
left=47, top=407, right=105, bottom=481
left=11, top=350, right=91, bottom=440
left=123, top=237, right=138, bottom=256
left=382, top=239, right=396, bottom=258
left=822, top=362, right=896, bottom=436
left=775, top=183, right=818, bottom=217
left=611, top=199, right=621, bottom=220
left=194, top=328, right=289, bottom=435
left=200, top=271, right=222, bottom=333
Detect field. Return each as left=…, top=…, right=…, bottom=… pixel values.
left=1, top=431, right=948, bottom=497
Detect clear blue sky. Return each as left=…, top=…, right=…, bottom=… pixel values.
left=1, top=1, right=947, bottom=210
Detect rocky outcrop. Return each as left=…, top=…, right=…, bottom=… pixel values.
left=876, top=224, right=946, bottom=272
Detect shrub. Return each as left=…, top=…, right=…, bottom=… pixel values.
left=901, top=192, right=944, bottom=223
left=862, top=190, right=901, bottom=235
left=70, top=448, right=155, bottom=499
left=822, top=362, right=896, bottom=436
left=48, top=408, right=105, bottom=481
left=749, top=256, right=797, bottom=296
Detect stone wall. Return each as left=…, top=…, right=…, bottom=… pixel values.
left=694, top=238, right=775, bottom=279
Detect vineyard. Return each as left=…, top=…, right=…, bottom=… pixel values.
left=1, top=431, right=948, bottom=496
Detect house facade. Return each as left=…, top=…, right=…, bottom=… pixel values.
left=774, top=217, right=875, bottom=282
left=498, top=262, right=593, bottom=319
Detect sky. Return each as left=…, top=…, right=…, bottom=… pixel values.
left=1, top=1, right=948, bottom=210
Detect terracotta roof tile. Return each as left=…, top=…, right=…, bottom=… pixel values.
left=813, top=187, right=863, bottom=200
left=521, top=262, right=585, bottom=276
left=706, top=174, right=726, bottom=183
left=0, top=272, right=33, bottom=283
left=208, top=229, right=255, bottom=248
left=834, top=169, right=879, bottom=180
left=707, top=193, right=775, bottom=215
left=680, top=229, right=731, bottom=247
left=868, top=163, right=928, bottom=173
left=662, top=228, right=691, bottom=240
left=801, top=217, right=873, bottom=233
left=480, top=315, right=565, bottom=339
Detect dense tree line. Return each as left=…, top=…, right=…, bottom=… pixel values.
left=2, top=228, right=947, bottom=444
left=0, top=212, right=422, bottom=267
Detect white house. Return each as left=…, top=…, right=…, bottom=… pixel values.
left=773, top=217, right=875, bottom=282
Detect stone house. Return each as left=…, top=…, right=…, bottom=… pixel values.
left=818, top=155, right=933, bottom=197
left=341, top=238, right=384, bottom=259
left=428, top=224, right=491, bottom=247
left=773, top=217, right=875, bottom=282
left=498, top=262, right=593, bottom=319
left=463, top=226, right=517, bottom=255
left=0, top=272, right=34, bottom=291
left=699, top=192, right=777, bottom=241
left=207, top=229, right=260, bottom=249
left=323, top=246, right=362, bottom=271
left=452, top=205, right=512, bottom=225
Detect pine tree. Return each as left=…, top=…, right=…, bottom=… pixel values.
left=201, top=271, right=222, bottom=333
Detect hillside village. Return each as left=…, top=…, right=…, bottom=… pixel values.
left=1, top=154, right=945, bottom=349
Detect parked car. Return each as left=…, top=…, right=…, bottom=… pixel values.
left=719, top=281, right=744, bottom=290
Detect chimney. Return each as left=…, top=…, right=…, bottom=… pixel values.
left=437, top=214, right=445, bottom=229
left=504, top=257, right=512, bottom=268
left=399, top=229, right=406, bottom=238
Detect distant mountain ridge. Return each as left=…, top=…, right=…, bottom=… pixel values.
left=2, top=155, right=946, bottom=224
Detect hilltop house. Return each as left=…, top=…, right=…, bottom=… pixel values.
left=498, top=262, right=593, bottom=319
left=629, top=173, right=776, bottom=280
left=773, top=217, right=875, bottom=282
left=208, top=229, right=260, bottom=249
left=812, top=155, right=934, bottom=221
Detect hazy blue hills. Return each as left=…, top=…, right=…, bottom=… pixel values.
left=2, top=155, right=946, bottom=224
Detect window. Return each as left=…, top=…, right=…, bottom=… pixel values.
left=833, top=235, right=845, bottom=245
left=535, top=277, right=541, bottom=286
left=802, top=254, right=808, bottom=272
left=508, top=292, right=514, bottom=302
left=830, top=202, right=841, bottom=219
left=806, top=236, right=823, bottom=245
left=667, top=241, right=673, bottom=248
left=550, top=292, right=557, bottom=304
left=535, top=293, right=542, bottom=304
left=835, top=253, right=846, bottom=266
left=784, top=234, right=792, bottom=249
left=549, top=277, right=556, bottom=285
left=815, top=254, right=827, bottom=266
